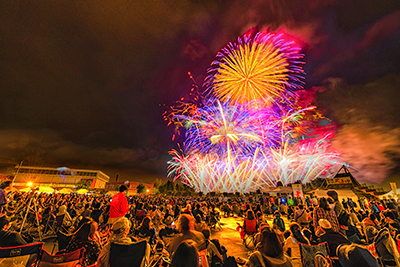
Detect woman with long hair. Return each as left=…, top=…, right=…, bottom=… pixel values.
left=245, top=226, right=292, bottom=267
left=312, top=197, right=340, bottom=232
left=136, top=216, right=156, bottom=244
left=65, top=220, right=101, bottom=266
left=283, top=223, right=309, bottom=267
left=171, top=240, right=199, bottom=267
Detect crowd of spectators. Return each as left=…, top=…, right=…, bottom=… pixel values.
left=1, top=181, right=400, bottom=267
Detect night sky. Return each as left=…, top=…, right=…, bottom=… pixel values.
left=1, top=0, right=400, bottom=186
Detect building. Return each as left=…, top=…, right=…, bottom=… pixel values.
left=10, top=166, right=110, bottom=189
left=105, top=181, right=154, bottom=194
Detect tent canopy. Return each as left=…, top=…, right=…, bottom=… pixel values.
left=76, top=189, right=88, bottom=194
left=58, top=188, right=73, bottom=194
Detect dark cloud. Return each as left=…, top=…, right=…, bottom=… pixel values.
left=0, top=0, right=399, bottom=184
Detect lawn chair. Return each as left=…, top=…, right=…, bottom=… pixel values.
left=109, top=240, right=150, bottom=267
left=374, top=228, right=400, bottom=267
left=51, top=230, right=72, bottom=254
left=299, top=242, right=332, bottom=267
left=38, top=248, right=85, bottom=267
left=237, top=221, right=258, bottom=249
left=0, top=242, right=44, bottom=267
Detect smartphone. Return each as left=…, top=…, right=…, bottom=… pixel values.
left=199, top=256, right=202, bottom=265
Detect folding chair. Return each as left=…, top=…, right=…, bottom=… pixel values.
left=109, top=240, right=150, bottom=267
left=0, top=242, right=44, bottom=267
left=237, top=221, right=257, bottom=249
left=55, top=214, right=66, bottom=232
left=299, top=242, right=332, bottom=267
left=51, top=230, right=72, bottom=254
left=38, top=248, right=84, bottom=267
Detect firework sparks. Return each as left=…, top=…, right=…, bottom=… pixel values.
left=205, top=29, right=305, bottom=105
left=166, top=28, right=344, bottom=193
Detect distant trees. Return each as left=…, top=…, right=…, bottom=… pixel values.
left=157, top=180, right=196, bottom=196
left=75, top=180, right=91, bottom=190
left=136, top=183, right=147, bottom=194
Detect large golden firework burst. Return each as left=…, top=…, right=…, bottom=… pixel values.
left=205, top=30, right=304, bottom=105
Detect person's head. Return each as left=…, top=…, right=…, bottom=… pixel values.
left=246, top=209, right=255, bottom=220
left=195, top=214, right=202, bottom=224
left=0, top=215, right=11, bottom=230
left=274, top=210, right=281, bottom=217
left=0, top=180, right=12, bottom=190
left=119, top=185, right=128, bottom=193
left=141, top=216, right=151, bottom=230
left=58, top=205, right=67, bottom=213
left=202, top=228, right=211, bottom=240
left=72, top=220, right=97, bottom=243
left=318, top=197, right=330, bottom=211
left=112, top=217, right=131, bottom=239
left=259, top=227, right=284, bottom=258
left=177, top=214, right=194, bottom=234
left=298, top=204, right=304, bottom=210
left=164, top=215, right=174, bottom=226
left=327, top=190, right=338, bottom=201
left=383, top=211, right=395, bottom=222
left=289, top=222, right=309, bottom=244
left=171, top=240, right=199, bottom=267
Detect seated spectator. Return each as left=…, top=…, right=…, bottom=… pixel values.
left=202, top=229, right=223, bottom=266
left=313, top=197, right=340, bottom=232
left=167, top=214, right=205, bottom=253
left=294, top=205, right=310, bottom=228
left=192, top=204, right=204, bottom=219
left=317, top=219, right=351, bottom=257
left=97, top=217, right=137, bottom=267
left=66, top=220, right=101, bottom=267
left=135, top=216, right=156, bottom=244
left=283, top=222, right=309, bottom=267
left=171, top=240, right=199, bottom=267
left=159, top=215, right=178, bottom=241
left=382, top=210, right=400, bottom=235
left=81, top=203, right=92, bottom=219
left=0, top=214, right=27, bottom=247
left=181, top=204, right=192, bottom=215
left=273, top=211, right=285, bottom=233
left=244, top=210, right=258, bottom=234
left=194, top=214, right=208, bottom=232
left=56, top=204, right=73, bottom=229
left=245, top=226, right=292, bottom=267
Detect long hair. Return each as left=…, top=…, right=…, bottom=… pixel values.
left=259, top=227, right=283, bottom=258
left=318, top=197, right=330, bottom=211
left=177, top=214, right=194, bottom=234
left=246, top=209, right=255, bottom=220
left=171, top=240, right=199, bottom=267
left=71, top=221, right=97, bottom=244
left=289, top=222, right=309, bottom=244
left=140, top=216, right=151, bottom=233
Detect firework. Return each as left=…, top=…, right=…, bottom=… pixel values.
left=204, top=29, right=305, bottom=105
left=166, top=28, right=344, bottom=193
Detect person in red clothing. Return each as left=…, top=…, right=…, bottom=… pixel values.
left=108, top=185, right=129, bottom=224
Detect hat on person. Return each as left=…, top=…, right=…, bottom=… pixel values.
left=164, top=216, right=173, bottom=225
left=319, top=219, right=332, bottom=229
left=0, top=215, right=11, bottom=229
left=112, top=217, right=130, bottom=237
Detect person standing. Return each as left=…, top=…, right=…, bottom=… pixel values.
left=108, top=185, right=129, bottom=224
left=0, top=181, right=11, bottom=215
